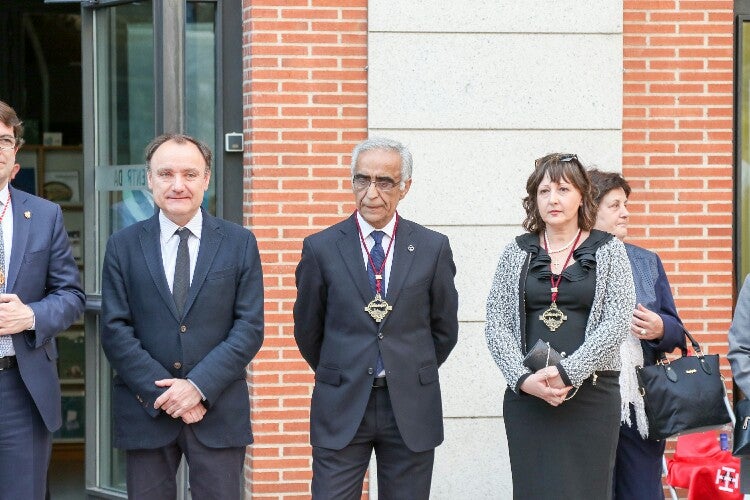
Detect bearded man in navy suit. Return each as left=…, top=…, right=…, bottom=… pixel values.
left=0, top=101, right=85, bottom=499
left=294, top=137, right=459, bottom=499
left=101, top=133, right=264, bottom=499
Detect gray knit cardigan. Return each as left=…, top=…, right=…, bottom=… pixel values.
left=485, top=233, right=636, bottom=390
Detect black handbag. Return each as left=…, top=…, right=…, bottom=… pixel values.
left=635, top=330, right=731, bottom=440
left=523, top=339, right=563, bottom=372
left=733, top=398, right=750, bottom=455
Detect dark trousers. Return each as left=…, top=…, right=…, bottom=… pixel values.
left=312, top=385, right=435, bottom=500
left=612, top=412, right=666, bottom=500
left=0, top=366, right=52, bottom=500
left=126, top=424, right=245, bottom=500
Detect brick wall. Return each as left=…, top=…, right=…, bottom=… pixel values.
left=623, top=0, right=734, bottom=356
left=623, top=1, right=734, bottom=497
left=243, top=0, right=368, bottom=497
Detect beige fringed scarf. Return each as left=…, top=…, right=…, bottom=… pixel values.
left=619, top=332, right=649, bottom=438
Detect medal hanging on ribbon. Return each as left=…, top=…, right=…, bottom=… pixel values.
left=356, top=214, right=398, bottom=323
left=539, top=230, right=581, bottom=332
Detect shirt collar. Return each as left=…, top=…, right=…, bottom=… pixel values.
left=0, top=183, right=10, bottom=207
left=355, top=211, right=397, bottom=241
left=159, top=209, right=203, bottom=244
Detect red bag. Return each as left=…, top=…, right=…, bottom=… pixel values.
left=666, top=431, right=742, bottom=500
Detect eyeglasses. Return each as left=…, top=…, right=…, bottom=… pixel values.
left=352, top=175, right=400, bottom=192
left=535, top=153, right=578, bottom=167
left=0, top=136, right=18, bottom=151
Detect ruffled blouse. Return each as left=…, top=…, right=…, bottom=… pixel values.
left=516, top=230, right=613, bottom=356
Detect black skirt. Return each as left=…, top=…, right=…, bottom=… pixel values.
left=503, top=372, right=621, bottom=499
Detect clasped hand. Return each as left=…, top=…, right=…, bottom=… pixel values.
left=154, top=378, right=205, bottom=423
left=520, top=366, right=573, bottom=407
left=0, top=294, right=34, bottom=335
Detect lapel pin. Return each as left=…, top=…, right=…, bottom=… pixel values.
left=24, top=211, right=31, bottom=219
left=408, top=244, right=415, bottom=252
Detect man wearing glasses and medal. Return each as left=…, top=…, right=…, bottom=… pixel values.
left=294, top=137, right=459, bottom=499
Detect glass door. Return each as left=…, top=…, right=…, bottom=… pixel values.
left=84, top=3, right=154, bottom=496
left=80, top=1, right=241, bottom=497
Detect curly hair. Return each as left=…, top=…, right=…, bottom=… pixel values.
left=522, top=153, right=598, bottom=233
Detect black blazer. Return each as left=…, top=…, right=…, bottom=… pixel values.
left=294, top=214, right=459, bottom=452
left=100, top=210, right=264, bottom=449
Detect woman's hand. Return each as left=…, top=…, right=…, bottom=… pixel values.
left=520, top=367, right=574, bottom=406
left=631, top=303, right=664, bottom=341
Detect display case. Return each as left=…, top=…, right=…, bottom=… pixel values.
left=14, top=145, right=85, bottom=444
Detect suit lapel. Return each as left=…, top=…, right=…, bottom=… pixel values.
left=140, top=214, right=180, bottom=320
left=6, top=187, right=29, bottom=292
left=182, top=212, right=223, bottom=316
left=336, top=214, right=372, bottom=304
left=381, top=216, right=416, bottom=328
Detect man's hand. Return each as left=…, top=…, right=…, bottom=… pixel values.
left=181, top=403, right=207, bottom=424
left=0, top=294, right=34, bottom=335
left=153, top=378, right=202, bottom=418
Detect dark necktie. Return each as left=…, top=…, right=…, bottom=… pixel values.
left=173, top=228, right=191, bottom=316
left=367, top=230, right=386, bottom=376
left=367, top=231, right=385, bottom=295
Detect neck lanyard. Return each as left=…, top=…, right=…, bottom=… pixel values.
left=543, top=229, right=582, bottom=303
left=355, top=212, right=398, bottom=296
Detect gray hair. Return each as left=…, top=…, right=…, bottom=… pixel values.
left=350, top=137, right=413, bottom=187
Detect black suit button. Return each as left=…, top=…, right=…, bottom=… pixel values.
left=173, top=362, right=182, bottom=369
left=368, top=368, right=374, bottom=375
left=180, top=325, right=187, bottom=333
left=377, top=333, right=384, bottom=340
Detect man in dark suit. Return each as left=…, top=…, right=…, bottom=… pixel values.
left=100, top=133, right=264, bottom=499
left=0, top=101, right=85, bottom=499
left=294, top=137, right=459, bottom=499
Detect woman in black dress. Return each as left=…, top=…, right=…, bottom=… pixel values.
left=485, top=154, right=635, bottom=499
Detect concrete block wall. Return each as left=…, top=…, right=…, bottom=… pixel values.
left=368, top=2, right=623, bottom=497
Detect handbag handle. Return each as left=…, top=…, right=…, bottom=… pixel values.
left=657, top=330, right=712, bottom=376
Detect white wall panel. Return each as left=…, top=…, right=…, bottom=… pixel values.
left=432, top=418, right=511, bottom=498
left=440, top=321, right=506, bottom=418
left=424, top=225, right=517, bottom=322
left=367, top=2, right=622, bottom=497
left=370, top=0, right=622, bottom=34
left=369, top=33, right=622, bottom=130
left=390, top=130, right=623, bottom=226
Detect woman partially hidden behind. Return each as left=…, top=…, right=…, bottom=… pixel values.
left=589, top=169, right=686, bottom=500
left=485, top=154, right=635, bottom=499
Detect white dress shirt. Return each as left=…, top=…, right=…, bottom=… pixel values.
left=0, top=184, right=14, bottom=355
left=159, top=210, right=202, bottom=292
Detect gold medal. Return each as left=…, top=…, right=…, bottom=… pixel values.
left=541, top=230, right=582, bottom=332
left=539, top=302, right=567, bottom=332
left=364, top=293, right=392, bottom=323
left=0, top=270, right=5, bottom=286
left=355, top=212, right=400, bottom=325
